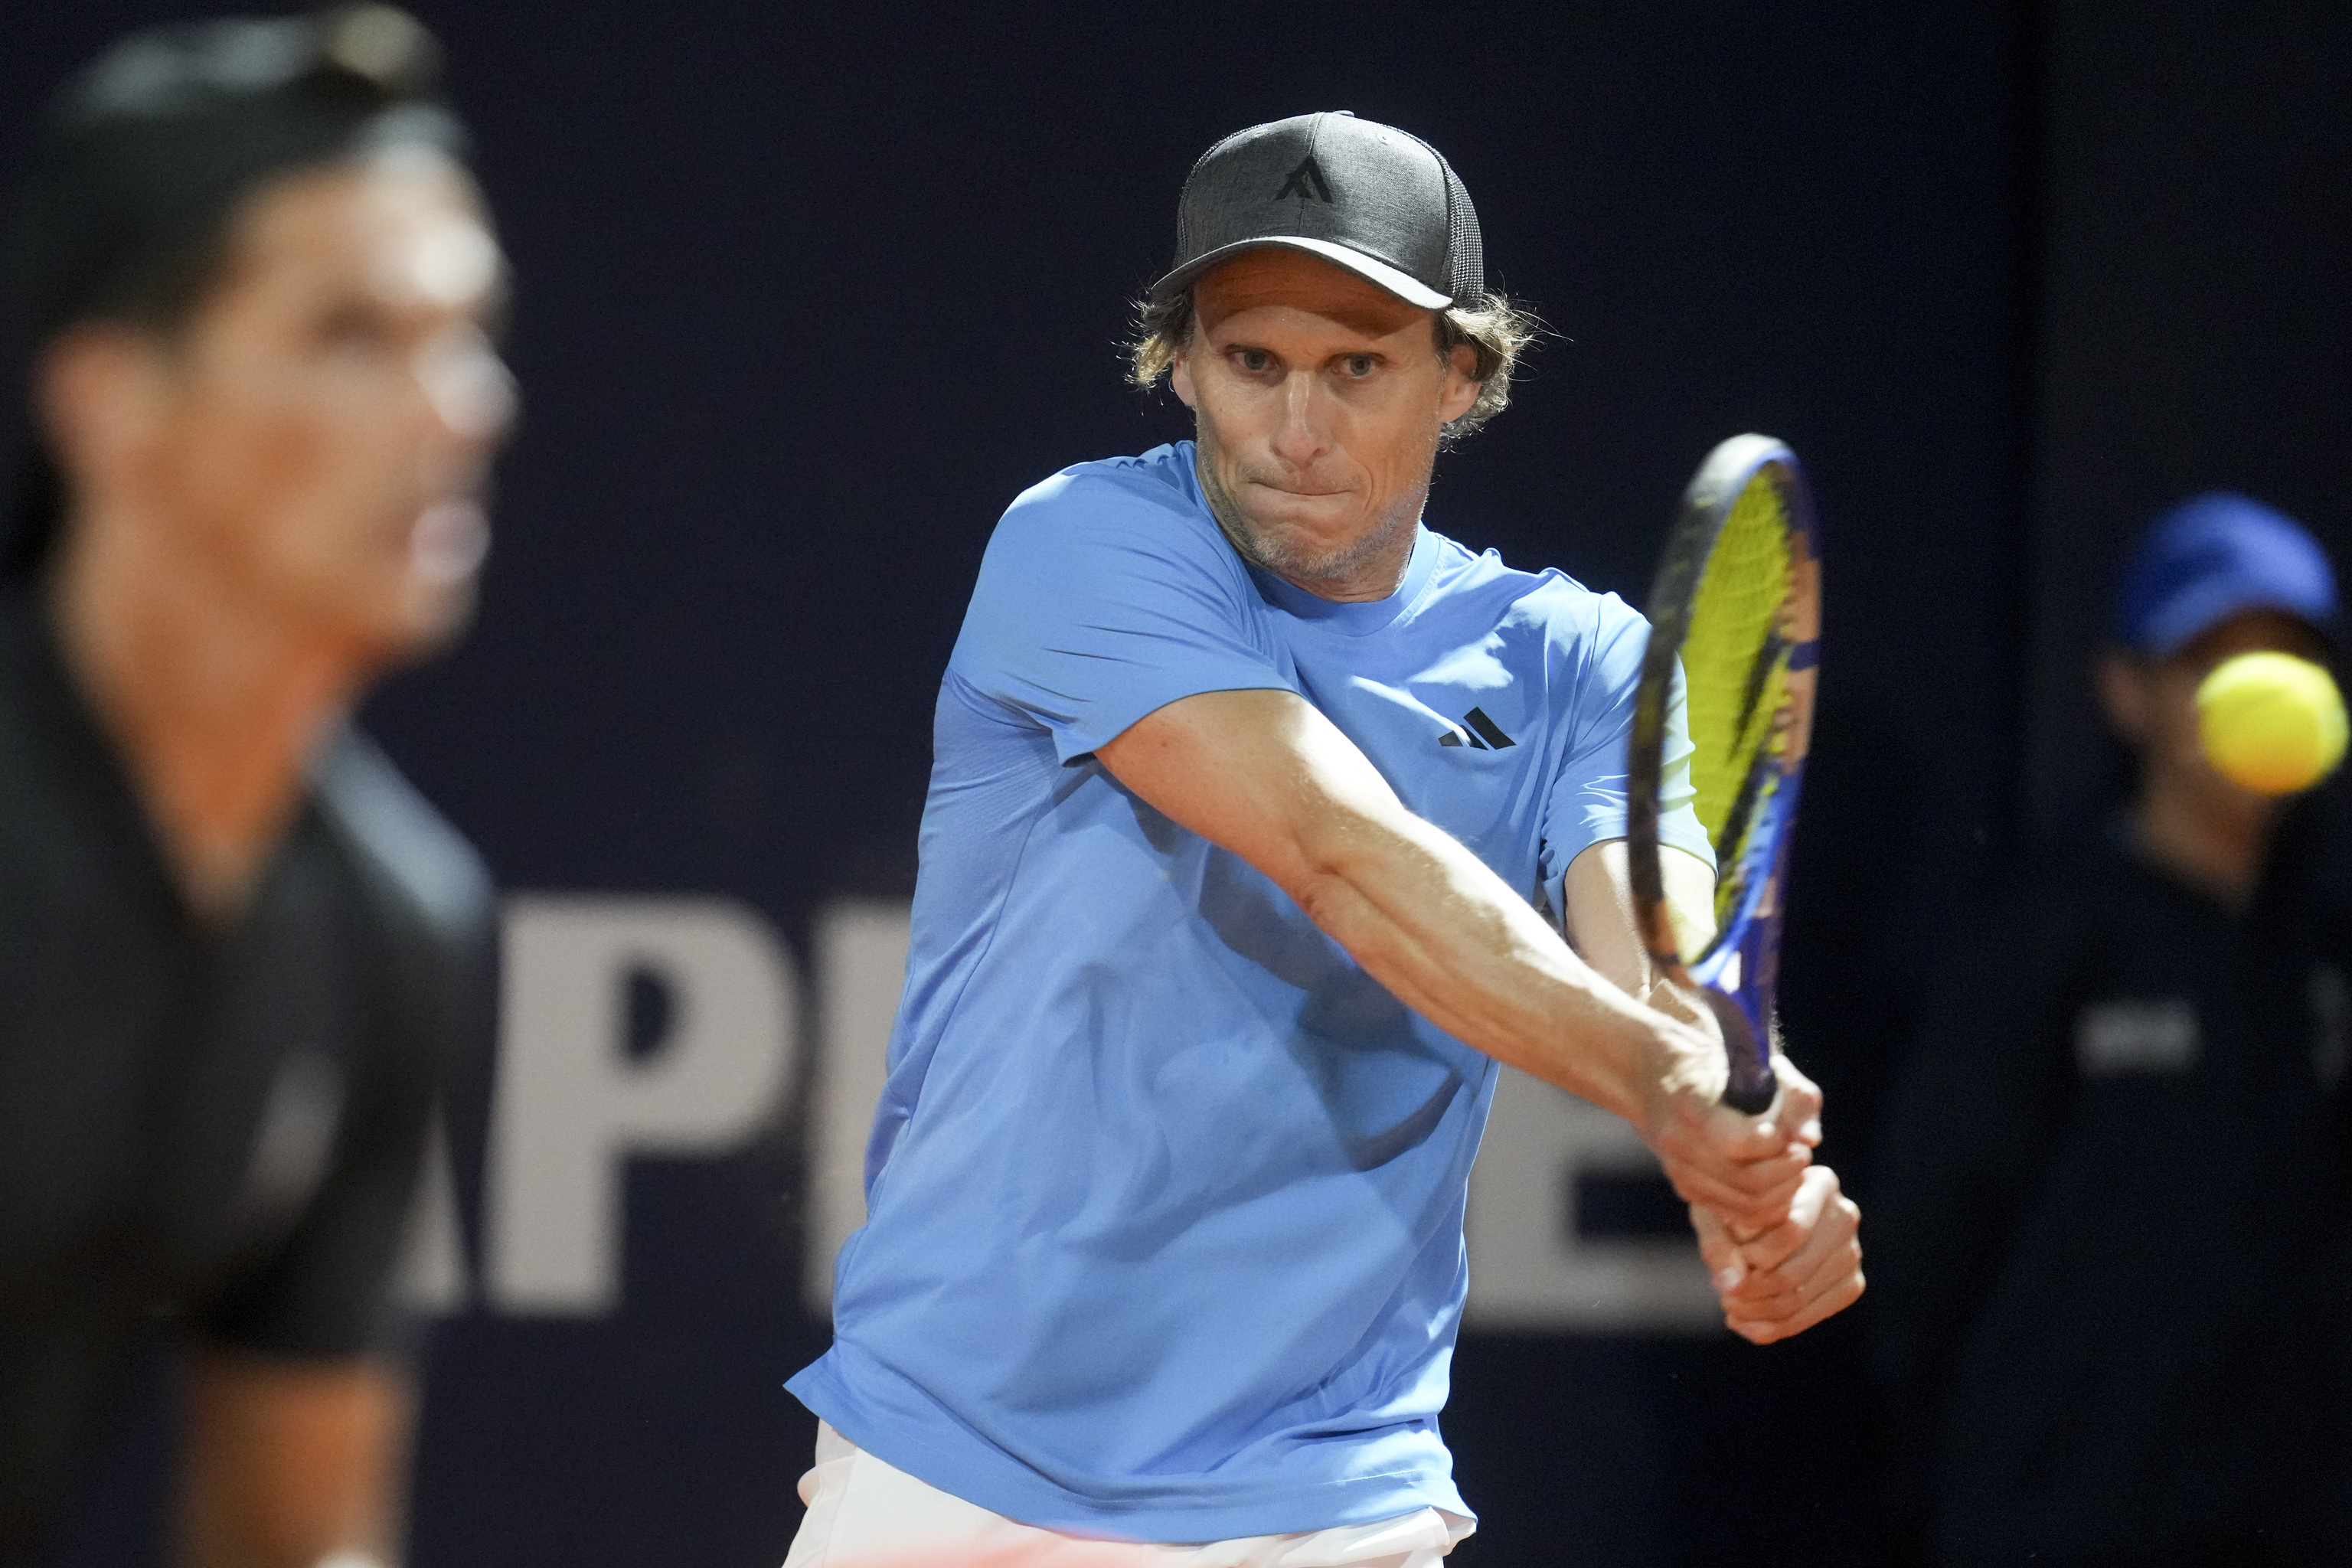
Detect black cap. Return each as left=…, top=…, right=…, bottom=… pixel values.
left=6, top=5, right=464, bottom=580
left=9, top=4, right=462, bottom=358
left=1149, top=111, right=1484, bottom=310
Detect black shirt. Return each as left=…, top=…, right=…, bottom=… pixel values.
left=0, top=596, right=492, bottom=1558
left=1871, top=822, right=2352, bottom=1566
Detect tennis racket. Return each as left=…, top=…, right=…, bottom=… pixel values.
left=1625, top=434, right=1821, bottom=1116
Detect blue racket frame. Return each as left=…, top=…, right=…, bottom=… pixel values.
left=1625, top=434, right=1821, bottom=1116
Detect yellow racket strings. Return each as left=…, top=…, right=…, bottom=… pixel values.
left=1681, top=476, right=1794, bottom=926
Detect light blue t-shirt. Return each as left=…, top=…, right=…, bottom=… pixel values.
left=789, top=442, right=1710, bottom=1542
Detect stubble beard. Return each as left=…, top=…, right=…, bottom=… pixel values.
left=1194, top=443, right=1422, bottom=595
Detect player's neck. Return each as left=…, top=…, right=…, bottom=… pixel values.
left=2130, top=767, right=2275, bottom=910
left=47, top=509, right=366, bottom=925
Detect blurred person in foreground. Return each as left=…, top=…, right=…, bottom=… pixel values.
left=0, top=8, right=511, bottom=1565
left=785, top=111, right=1861, bottom=1567
left=1873, top=494, right=2352, bottom=1566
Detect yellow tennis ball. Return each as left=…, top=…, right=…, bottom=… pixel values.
left=2196, top=651, right=2349, bottom=795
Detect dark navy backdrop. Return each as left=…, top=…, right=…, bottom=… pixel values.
left=6, top=5, right=2344, bottom=1566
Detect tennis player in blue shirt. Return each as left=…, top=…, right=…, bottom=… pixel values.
left=787, top=112, right=1863, bottom=1567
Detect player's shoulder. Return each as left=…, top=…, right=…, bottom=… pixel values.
left=1003, top=441, right=1205, bottom=532
left=1419, top=530, right=1648, bottom=653
left=982, top=440, right=1236, bottom=585
left=312, top=727, right=495, bottom=951
left=0, top=594, right=137, bottom=868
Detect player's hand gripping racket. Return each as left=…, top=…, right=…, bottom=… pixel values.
left=1625, top=434, right=1821, bottom=1116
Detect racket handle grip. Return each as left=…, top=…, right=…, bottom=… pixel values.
left=1722, top=1054, right=1778, bottom=1116
left=1697, top=987, right=1779, bottom=1115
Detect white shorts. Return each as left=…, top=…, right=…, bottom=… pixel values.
left=782, top=1423, right=1473, bottom=1568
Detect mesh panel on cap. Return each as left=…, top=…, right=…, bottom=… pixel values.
left=1439, top=156, right=1484, bottom=301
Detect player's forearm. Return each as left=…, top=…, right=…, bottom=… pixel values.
left=1098, top=689, right=1805, bottom=1230
left=1290, top=808, right=1690, bottom=1122
left=1097, top=690, right=1697, bottom=1119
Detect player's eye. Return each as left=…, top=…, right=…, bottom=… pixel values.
left=1342, top=354, right=1376, bottom=377
left=1235, top=348, right=1272, bottom=374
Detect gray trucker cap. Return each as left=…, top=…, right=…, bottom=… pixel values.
left=1148, top=110, right=1484, bottom=310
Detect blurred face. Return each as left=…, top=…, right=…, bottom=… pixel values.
left=2098, top=607, right=2331, bottom=826
left=1170, top=248, right=1478, bottom=600
left=111, top=149, right=514, bottom=658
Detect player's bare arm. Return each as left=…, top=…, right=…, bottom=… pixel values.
left=1104, top=684, right=1858, bottom=1331
left=1097, top=687, right=1811, bottom=1236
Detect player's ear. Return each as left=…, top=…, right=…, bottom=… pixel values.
left=2095, top=648, right=2154, bottom=744
left=36, top=325, right=172, bottom=502
left=1436, top=338, right=1479, bottom=424
left=1169, top=347, right=1199, bottom=410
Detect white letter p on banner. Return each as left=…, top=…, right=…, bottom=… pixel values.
left=487, top=895, right=799, bottom=1315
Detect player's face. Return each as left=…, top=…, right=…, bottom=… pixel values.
left=1171, top=249, right=1478, bottom=601
left=139, top=149, right=514, bottom=662
left=2099, top=608, right=2331, bottom=823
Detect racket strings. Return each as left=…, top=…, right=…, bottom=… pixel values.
left=1681, top=478, right=1795, bottom=928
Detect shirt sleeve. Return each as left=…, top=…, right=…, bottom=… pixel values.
left=195, top=884, right=490, bottom=1359
left=1537, top=592, right=1713, bottom=913
left=951, top=466, right=1295, bottom=763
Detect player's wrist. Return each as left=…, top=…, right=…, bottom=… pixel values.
left=1627, top=1012, right=1721, bottom=1135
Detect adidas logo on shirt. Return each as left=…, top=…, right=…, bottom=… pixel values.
left=1438, top=708, right=1515, bottom=750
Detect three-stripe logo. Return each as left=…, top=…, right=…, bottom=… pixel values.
left=1439, top=707, right=1516, bottom=750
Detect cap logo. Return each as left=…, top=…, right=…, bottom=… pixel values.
left=1275, top=155, right=1333, bottom=204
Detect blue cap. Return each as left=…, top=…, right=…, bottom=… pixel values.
left=2111, top=492, right=2337, bottom=657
